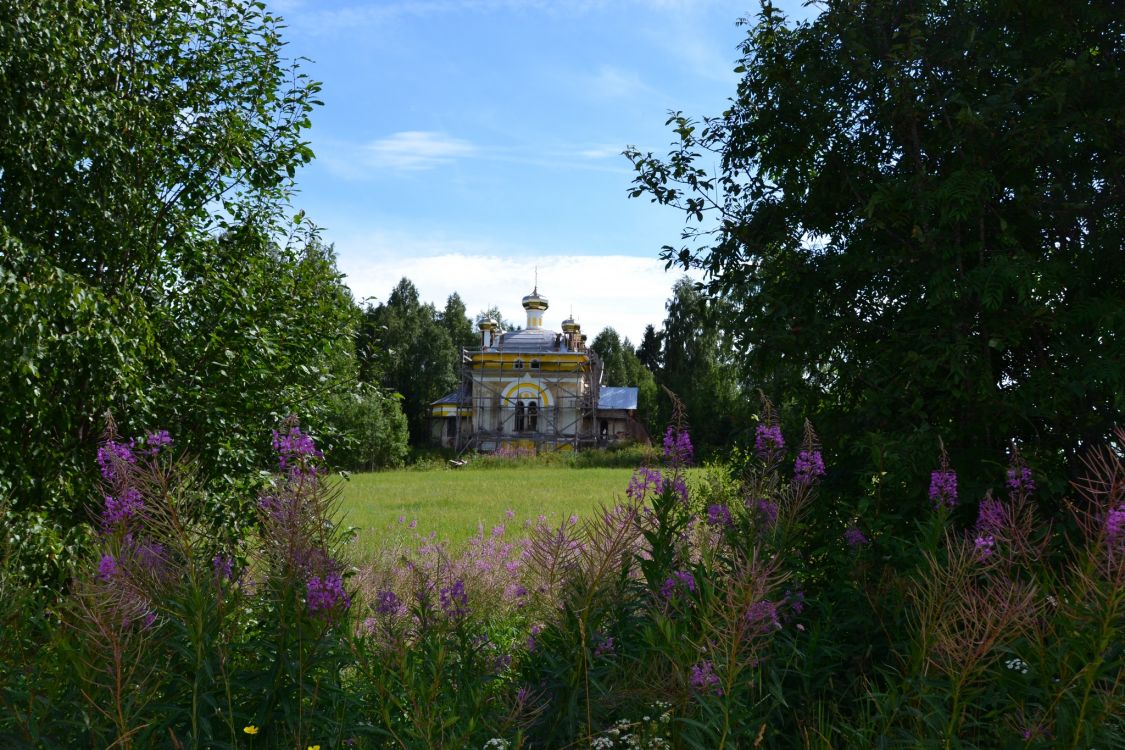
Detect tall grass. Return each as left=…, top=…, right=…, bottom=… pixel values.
left=1, top=407, right=1120, bottom=748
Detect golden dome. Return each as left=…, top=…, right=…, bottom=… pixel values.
left=521, top=287, right=548, bottom=311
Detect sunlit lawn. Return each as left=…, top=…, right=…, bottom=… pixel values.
left=333, top=466, right=637, bottom=560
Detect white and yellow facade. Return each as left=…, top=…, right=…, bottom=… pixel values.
left=430, top=286, right=605, bottom=452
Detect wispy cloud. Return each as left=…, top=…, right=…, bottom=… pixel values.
left=578, top=144, right=626, bottom=159
left=362, top=131, right=477, bottom=171
left=317, top=133, right=632, bottom=179
left=587, top=65, right=657, bottom=100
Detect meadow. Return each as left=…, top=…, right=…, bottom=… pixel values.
left=334, top=466, right=637, bottom=558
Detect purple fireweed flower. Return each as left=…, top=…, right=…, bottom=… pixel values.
left=440, top=579, right=469, bottom=620
left=660, top=570, right=697, bottom=601
left=689, top=660, right=722, bottom=696
left=505, top=583, right=528, bottom=606
left=1006, top=465, right=1035, bottom=497
left=754, top=423, right=785, bottom=460
left=786, top=589, right=806, bottom=615
left=272, top=424, right=322, bottom=472
left=593, top=633, right=615, bottom=658
left=212, top=553, right=234, bottom=581
left=754, top=499, right=779, bottom=528
left=1106, top=505, right=1125, bottom=545
left=745, top=599, right=781, bottom=633
left=706, top=503, right=732, bottom=528
left=102, top=487, right=144, bottom=526
left=844, top=526, right=868, bottom=547
left=929, top=469, right=958, bottom=509
left=306, top=573, right=349, bottom=614
left=493, top=653, right=513, bottom=673
left=527, top=624, right=542, bottom=652
left=974, top=534, right=995, bottom=561
left=144, top=430, right=172, bottom=456
left=96, top=440, right=135, bottom=481
left=626, top=467, right=663, bottom=502
left=794, top=450, right=826, bottom=484
left=976, top=497, right=1006, bottom=534
left=134, top=540, right=166, bottom=573
left=663, top=426, right=694, bottom=467
left=374, top=589, right=402, bottom=616
left=98, top=554, right=118, bottom=580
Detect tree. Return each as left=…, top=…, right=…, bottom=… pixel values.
left=637, top=324, right=664, bottom=373
left=628, top=0, right=1124, bottom=502
left=440, top=293, right=479, bottom=351
left=357, top=279, right=459, bottom=444
left=0, top=0, right=346, bottom=556
left=657, top=278, right=743, bottom=450
left=591, top=327, right=630, bottom=387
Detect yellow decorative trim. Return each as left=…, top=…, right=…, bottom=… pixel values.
left=431, top=405, right=473, bottom=417
left=501, top=379, right=553, bottom=407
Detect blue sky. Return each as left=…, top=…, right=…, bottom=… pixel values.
left=272, top=0, right=815, bottom=342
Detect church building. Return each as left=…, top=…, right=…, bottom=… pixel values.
left=429, top=286, right=646, bottom=453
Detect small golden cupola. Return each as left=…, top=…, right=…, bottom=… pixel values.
left=478, top=317, right=498, bottom=349
left=561, top=313, right=581, bottom=351
left=521, top=285, right=548, bottom=329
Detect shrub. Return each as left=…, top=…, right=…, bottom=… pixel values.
left=322, top=384, right=410, bottom=471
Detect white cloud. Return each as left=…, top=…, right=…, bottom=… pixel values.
left=361, top=131, right=477, bottom=171
left=578, top=144, right=625, bottom=159
left=332, top=229, right=699, bottom=342
left=317, top=134, right=632, bottom=179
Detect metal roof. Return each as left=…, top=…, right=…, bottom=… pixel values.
left=497, top=328, right=558, bottom=352
left=431, top=387, right=468, bottom=406
left=598, top=386, right=638, bottom=411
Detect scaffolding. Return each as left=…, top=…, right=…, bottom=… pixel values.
left=453, top=338, right=603, bottom=455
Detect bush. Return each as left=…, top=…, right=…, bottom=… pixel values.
left=322, top=385, right=410, bottom=472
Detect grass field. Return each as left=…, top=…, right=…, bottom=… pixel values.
left=334, top=466, right=636, bottom=560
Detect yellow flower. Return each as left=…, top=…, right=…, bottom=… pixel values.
left=308, top=746, right=321, bottom=750
left=243, top=725, right=259, bottom=736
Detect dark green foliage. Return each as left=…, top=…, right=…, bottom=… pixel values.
left=0, top=0, right=355, bottom=551
left=637, top=324, right=664, bottom=372
left=654, top=279, right=746, bottom=451
left=356, top=278, right=459, bottom=444
left=440, top=292, right=480, bottom=351
left=591, top=327, right=630, bottom=387
left=627, top=0, right=1125, bottom=512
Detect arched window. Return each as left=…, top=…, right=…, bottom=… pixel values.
left=527, top=401, right=539, bottom=432
left=530, top=359, right=540, bottom=369
left=513, top=358, right=524, bottom=370
left=515, top=400, right=525, bottom=432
